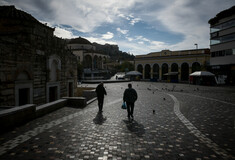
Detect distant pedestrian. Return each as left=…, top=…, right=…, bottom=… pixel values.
left=95, top=82, right=107, bottom=112
left=123, top=83, right=138, bottom=120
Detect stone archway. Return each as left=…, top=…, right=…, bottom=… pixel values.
left=181, top=63, right=189, bottom=81
left=84, top=55, right=92, bottom=69
left=153, top=64, right=159, bottom=80
left=137, top=64, right=143, bottom=79
left=50, top=60, right=59, bottom=81
left=171, top=63, right=178, bottom=82
left=192, top=62, right=201, bottom=73
left=93, top=55, right=98, bottom=69
left=145, top=64, right=151, bottom=79
left=98, top=56, right=102, bottom=69
left=47, top=55, right=61, bottom=103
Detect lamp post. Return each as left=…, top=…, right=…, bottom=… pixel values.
left=194, top=43, right=198, bottom=49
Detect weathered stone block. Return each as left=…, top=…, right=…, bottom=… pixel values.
left=63, top=97, right=87, bottom=108
left=82, top=89, right=96, bottom=101
left=36, top=99, right=67, bottom=118
left=0, top=104, right=36, bottom=132
left=1, top=89, right=14, bottom=95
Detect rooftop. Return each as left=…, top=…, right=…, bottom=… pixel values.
left=208, top=5, right=235, bottom=25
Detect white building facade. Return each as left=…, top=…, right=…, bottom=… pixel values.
left=209, top=6, right=235, bottom=84
left=67, top=37, right=110, bottom=80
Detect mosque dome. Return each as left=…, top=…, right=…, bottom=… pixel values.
left=68, top=37, right=92, bottom=45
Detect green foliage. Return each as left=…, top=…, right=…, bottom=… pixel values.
left=119, top=61, right=134, bottom=72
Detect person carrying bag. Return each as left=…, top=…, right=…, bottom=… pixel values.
left=123, top=83, right=138, bottom=120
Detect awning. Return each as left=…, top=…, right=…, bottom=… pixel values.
left=125, top=71, right=142, bottom=76
left=190, top=71, right=215, bottom=77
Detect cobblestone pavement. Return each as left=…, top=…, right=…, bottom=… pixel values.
left=0, top=82, right=234, bottom=160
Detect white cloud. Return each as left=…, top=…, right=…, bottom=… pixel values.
left=135, top=36, right=150, bottom=42
left=126, top=37, right=134, bottom=41
left=130, top=17, right=141, bottom=25
left=149, top=41, right=168, bottom=50
left=136, top=0, right=234, bottom=51
left=54, top=27, right=76, bottom=39
left=102, top=32, right=114, bottom=39
left=138, top=41, right=144, bottom=44
left=85, top=37, right=117, bottom=45
left=2, top=0, right=137, bottom=32
left=1, top=0, right=234, bottom=55
left=117, top=28, right=129, bottom=34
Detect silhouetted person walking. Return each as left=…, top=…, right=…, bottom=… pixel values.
left=95, top=82, right=107, bottom=112
left=123, top=83, right=138, bottom=120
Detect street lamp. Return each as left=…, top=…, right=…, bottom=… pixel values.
left=194, top=43, right=198, bottom=49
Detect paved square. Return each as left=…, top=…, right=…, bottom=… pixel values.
left=0, top=82, right=234, bottom=160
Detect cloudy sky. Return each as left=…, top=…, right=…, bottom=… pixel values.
left=1, top=0, right=234, bottom=55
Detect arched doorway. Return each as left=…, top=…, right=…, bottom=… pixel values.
left=171, top=63, right=178, bottom=82
left=162, top=63, right=168, bottom=80
left=153, top=64, right=159, bottom=80
left=98, top=56, right=102, bottom=69
left=192, top=62, right=201, bottom=73
left=145, top=64, right=151, bottom=79
left=84, top=55, right=92, bottom=69
left=137, top=64, right=143, bottom=79
left=93, top=55, right=98, bottom=69
left=181, top=63, right=189, bottom=81
left=47, top=55, right=61, bottom=103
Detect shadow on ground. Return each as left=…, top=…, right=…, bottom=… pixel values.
left=123, top=119, right=145, bottom=137
left=93, top=112, right=107, bottom=125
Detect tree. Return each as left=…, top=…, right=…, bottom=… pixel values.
left=119, top=61, right=134, bottom=72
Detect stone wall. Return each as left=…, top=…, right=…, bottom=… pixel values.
left=0, top=6, right=77, bottom=106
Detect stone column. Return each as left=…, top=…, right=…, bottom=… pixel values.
left=168, top=66, right=171, bottom=82
left=159, top=67, right=162, bottom=80
left=189, top=67, right=192, bottom=74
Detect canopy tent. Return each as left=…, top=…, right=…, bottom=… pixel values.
left=125, top=71, right=142, bottom=76
left=189, top=71, right=217, bottom=85
left=190, top=71, right=215, bottom=76
left=125, top=71, right=142, bottom=81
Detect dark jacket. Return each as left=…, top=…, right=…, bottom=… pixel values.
left=95, top=84, right=107, bottom=99
left=123, top=88, right=138, bottom=103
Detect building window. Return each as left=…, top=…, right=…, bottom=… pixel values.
left=211, top=49, right=235, bottom=57
left=210, top=33, right=235, bottom=45
left=210, top=19, right=235, bottom=33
